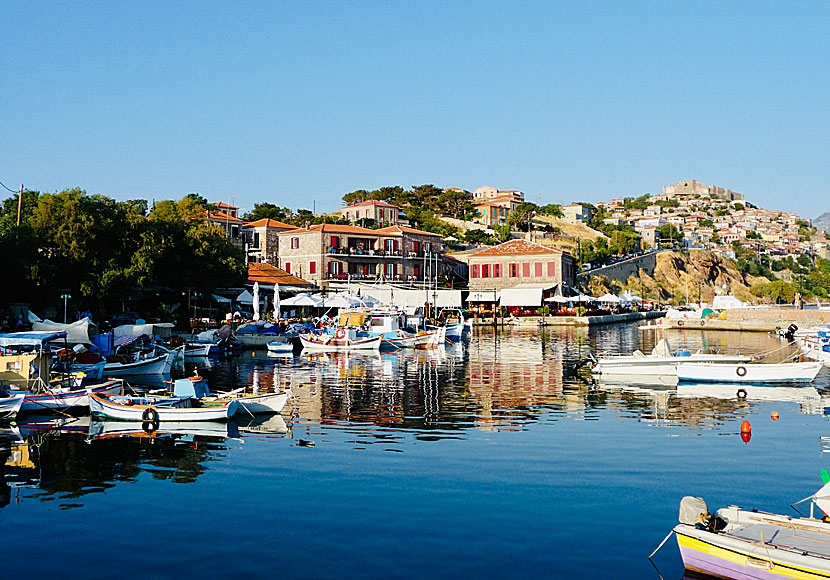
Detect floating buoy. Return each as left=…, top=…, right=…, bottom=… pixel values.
left=741, top=431, right=752, bottom=444
left=740, top=420, right=752, bottom=433
left=771, top=411, right=780, bottom=421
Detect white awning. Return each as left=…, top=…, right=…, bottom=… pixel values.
left=466, top=291, right=500, bottom=303
left=500, top=287, right=544, bottom=307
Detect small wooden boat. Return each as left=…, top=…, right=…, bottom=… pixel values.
left=184, top=341, right=212, bottom=357
left=169, top=376, right=289, bottom=415
left=676, top=360, right=823, bottom=383
left=0, top=393, right=25, bottom=418
left=300, top=329, right=382, bottom=351
left=266, top=340, right=294, bottom=354
left=102, top=352, right=173, bottom=376
left=669, top=491, right=830, bottom=580
left=89, top=392, right=238, bottom=422
left=15, top=380, right=124, bottom=412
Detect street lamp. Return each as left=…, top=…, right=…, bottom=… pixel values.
left=61, top=292, right=71, bottom=323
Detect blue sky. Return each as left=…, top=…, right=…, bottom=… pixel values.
left=3, top=2, right=829, bottom=218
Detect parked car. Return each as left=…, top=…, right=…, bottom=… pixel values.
left=111, top=311, right=140, bottom=325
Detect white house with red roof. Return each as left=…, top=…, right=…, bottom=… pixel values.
left=340, top=199, right=401, bottom=226
left=461, top=238, right=576, bottom=291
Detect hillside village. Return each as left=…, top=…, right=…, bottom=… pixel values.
left=201, top=178, right=830, bottom=308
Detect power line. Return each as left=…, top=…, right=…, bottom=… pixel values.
left=0, top=179, right=18, bottom=194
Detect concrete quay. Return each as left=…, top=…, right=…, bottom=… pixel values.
left=644, top=308, right=830, bottom=333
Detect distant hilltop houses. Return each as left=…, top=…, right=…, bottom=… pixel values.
left=196, top=177, right=825, bottom=295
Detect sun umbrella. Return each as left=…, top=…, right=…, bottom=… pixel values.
left=544, top=295, right=573, bottom=303
left=597, top=293, right=620, bottom=303
left=273, top=283, right=281, bottom=319
left=252, top=282, right=260, bottom=321
left=281, top=293, right=324, bottom=307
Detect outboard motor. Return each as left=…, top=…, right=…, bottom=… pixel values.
left=784, top=323, right=798, bottom=341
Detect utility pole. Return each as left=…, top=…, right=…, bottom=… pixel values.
left=17, top=184, right=23, bottom=226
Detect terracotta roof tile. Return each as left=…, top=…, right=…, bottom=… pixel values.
left=242, top=218, right=298, bottom=229
left=248, top=262, right=311, bottom=286
left=205, top=210, right=246, bottom=224
left=470, top=239, right=564, bottom=257
left=374, top=225, right=443, bottom=237
left=213, top=201, right=239, bottom=209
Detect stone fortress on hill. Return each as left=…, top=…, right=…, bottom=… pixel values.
left=662, top=179, right=744, bottom=202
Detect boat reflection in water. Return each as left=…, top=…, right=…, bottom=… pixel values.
left=0, top=410, right=294, bottom=510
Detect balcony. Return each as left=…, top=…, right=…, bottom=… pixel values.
left=328, top=247, right=403, bottom=259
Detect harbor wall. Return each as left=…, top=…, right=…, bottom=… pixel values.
left=646, top=308, right=830, bottom=332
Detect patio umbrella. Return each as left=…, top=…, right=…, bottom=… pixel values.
left=273, top=283, right=281, bottom=319
left=544, top=295, right=573, bottom=303
left=323, top=293, right=363, bottom=308
left=252, top=282, right=260, bottom=321
left=597, top=293, right=620, bottom=303
left=282, top=293, right=324, bottom=307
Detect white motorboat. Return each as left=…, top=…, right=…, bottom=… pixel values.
left=87, top=417, right=233, bottom=440
left=266, top=340, right=294, bottom=354
left=669, top=492, right=830, bottom=580
left=0, top=393, right=25, bottom=418
left=591, top=338, right=752, bottom=377
left=209, top=389, right=290, bottom=414
left=676, top=361, right=823, bottom=383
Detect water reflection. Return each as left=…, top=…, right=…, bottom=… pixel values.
left=3, top=323, right=827, bottom=512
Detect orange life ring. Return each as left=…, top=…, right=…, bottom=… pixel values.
left=678, top=320, right=684, bottom=326
left=335, top=328, right=346, bottom=339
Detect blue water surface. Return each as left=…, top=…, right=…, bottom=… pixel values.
left=1, top=324, right=828, bottom=580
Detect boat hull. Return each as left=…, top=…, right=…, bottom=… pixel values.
left=0, top=394, right=25, bottom=418
left=211, top=391, right=289, bottom=414
left=16, top=381, right=123, bottom=412
left=593, top=355, right=752, bottom=377
left=89, top=393, right=237, bottom=421
left=676, top=361, right=823, bottom=383
left=675, top=525, right=830, bottom=580
left=266, top=341, right=294, bottom=353
left=300, top=334, right=382, bottom=351
left=103, top=353, right=173, bottom=376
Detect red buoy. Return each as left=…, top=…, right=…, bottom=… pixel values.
left=771, top=411, right=779, bottom=421
left=740, top=420, right=751, bottom=433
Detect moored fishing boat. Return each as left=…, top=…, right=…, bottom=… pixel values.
left=300, top=328, right=382, bottom=351
left=591, top=338, right=752, bottom=377
left=15, top=380, right=124, bottom=412
left=89, top=392, right=238, bottom=422
left=676, top=360, right=823, bottom=383
left=87, top=417, right=233, bottom=440
left=668, top=491, right=830, bottom=580
left=170, top=376, right=290, bottom=414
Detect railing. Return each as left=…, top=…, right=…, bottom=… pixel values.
left=328, top=248, right=403, bottom=257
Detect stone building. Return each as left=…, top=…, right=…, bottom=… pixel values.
left=662, top=179, right=744, bottom=202
left=277, top=223, right=443, bottom=286
left=561, top=203, right=593, bottom=224
left=462, top=239, right=576, bottom=291
left=340, top=200, right=401, bottom=226
left=241, top=218, right=298, bottom=264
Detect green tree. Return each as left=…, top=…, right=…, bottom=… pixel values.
left=506, top=202, right=538, bottom=232
left=243, top=202, right=290, bottom=222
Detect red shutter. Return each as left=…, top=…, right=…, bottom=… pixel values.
left=471, top=265, right=479, bottom=278
left=285, top=262, right=291, bottom=273
left=522, top=263, right=530, bottom=277
left=331, top=236, right=339, bottom=248
left=393, top=239, right=399, bottom=251
left=547, top=261, right=556, bottom=276
left=535, top=262, right=543, bottom=277
left=309, top=261, right=317, bottom=274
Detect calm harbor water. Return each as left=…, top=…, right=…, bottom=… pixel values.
left=2, top=324, right=830, bottom=579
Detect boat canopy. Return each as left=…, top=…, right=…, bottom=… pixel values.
left=32, top=317, right=97, bottom=345
left=339, top=312, right=369, bottom=327
left=0, top=331, right=67, bottom=348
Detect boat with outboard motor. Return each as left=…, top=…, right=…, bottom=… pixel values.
left=664, top=485, right=830, bottom=580
left=300, top=328, right=382, bottom=351
left=167, top=374, right=290, bottom=414
left=591, top=338, right=752, bottom=378
left=0, top=392, right=25, bottom=418
left=89, top=391, right=238, bottom=422
left=676, top=360, right=823, bottom=383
